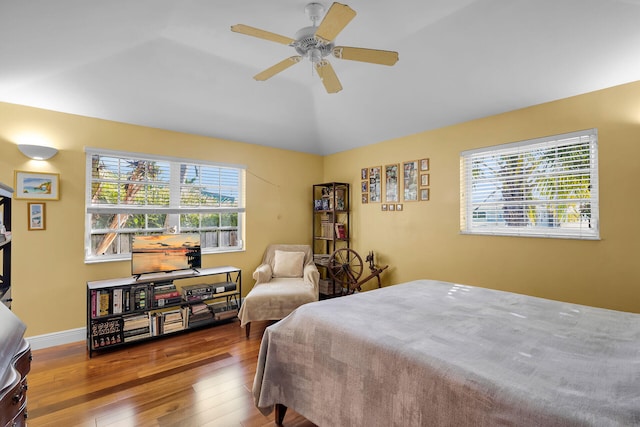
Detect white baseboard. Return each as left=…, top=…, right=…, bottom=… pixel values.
left=26, top=327, right=85, bottom=350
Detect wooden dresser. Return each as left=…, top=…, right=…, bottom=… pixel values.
left=0, top=303, right=29, bottom=427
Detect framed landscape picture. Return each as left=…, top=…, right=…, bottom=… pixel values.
left=27, top=202, right=46, bottom=230
left=14, top=171, right=60, bottom=200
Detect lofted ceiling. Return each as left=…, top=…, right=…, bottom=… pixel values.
left=1, top=0, right=640, bottom=155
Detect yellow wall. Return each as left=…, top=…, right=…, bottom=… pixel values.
left=325, top=80, right=640, bottom=313
left=0, top=103, right=323, bottom=336
left=1, top=79, right=639, bottom=338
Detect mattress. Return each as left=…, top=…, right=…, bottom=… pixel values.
left=253, top=279, right=640, bottom=426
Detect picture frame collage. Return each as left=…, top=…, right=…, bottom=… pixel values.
left=361, top=158, right=430, bottom=210
left=14, top=170, right=60, bottom=232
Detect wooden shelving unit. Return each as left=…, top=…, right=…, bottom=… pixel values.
left=0, top=183, right=13, bottom=309
left=312, top=182, right=349, bottom=297
left=86, top=266, right=241, bottom=357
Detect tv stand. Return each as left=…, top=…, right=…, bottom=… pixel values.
left=86, top=266, right=241, bottom=357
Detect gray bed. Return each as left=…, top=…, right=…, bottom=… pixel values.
left=252, top=279, right=640, bottom=426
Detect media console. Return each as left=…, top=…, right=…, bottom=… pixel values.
left=86, top=266, right=241, bottom=357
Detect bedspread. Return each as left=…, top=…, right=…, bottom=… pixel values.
left=253, top=280, right=640, bottom=426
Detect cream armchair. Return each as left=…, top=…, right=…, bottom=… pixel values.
left=239, top=244, right=319, bottom=337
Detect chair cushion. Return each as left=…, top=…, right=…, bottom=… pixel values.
left=273, top=250, right=305, bottom=278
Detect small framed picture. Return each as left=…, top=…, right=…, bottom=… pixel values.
left=382, top=204, right=388, bottom=211
left=362, top=194, right=368, bottom=204
left=389, top=204, right=395, bottom=211
left=396, top=204, right=403, bottom=211
left=420, top=188, right=430, bottom=201
left=420, top=158, right=430, bottom=171
left=421, top=173, right=430, bottom=187
left=15, top=171, right=60, bottom=200
left=27, top=202, right=46, bottom=231
left=361, top=180, right=368, bottom=193
left=361, top=168, right=368, bottom=180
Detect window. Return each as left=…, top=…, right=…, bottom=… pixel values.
left=85, top=148, right=245, bottom=262
left=460, top=129, right=599, bottom=239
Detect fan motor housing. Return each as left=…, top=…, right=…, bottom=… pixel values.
left=293, top=26, right=333, bottom=59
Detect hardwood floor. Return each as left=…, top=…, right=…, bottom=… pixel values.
left=27, top=320, right=316, bottom=427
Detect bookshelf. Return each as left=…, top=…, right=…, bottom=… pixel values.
left=86, top=266, right=241, bottom=357
left=312, top=182, right=349, bottom=297
left=0, top=182, right=13, bottom=309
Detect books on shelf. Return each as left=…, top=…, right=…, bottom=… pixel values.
left=320, top=214, right=333, bottom=239
left=182, top=282, right=237, bottom=302
left=313, top=254, right=330, bottom=267
left=91, top=287, right=134, bottom=317
left=99, top=290, right=110, bottom=316
left=334, top=223, right=346, bottom=239
left=112, top=288, right=123, bottom=314
left=123, top=313, right=150, bottom=342
left=132, top=285, right=148, bottom=311
left=149, top=308, right=185, bottom=335
left=187, top=302, right=214, bottom=327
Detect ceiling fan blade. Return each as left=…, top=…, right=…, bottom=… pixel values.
left=314, top=3, right=356, bottom=44
left=254, top=56, right=302, bottom=81
left=230, top=24, right=295, bottom=45
left=333, top=46, right=399, bottom=66
left=315, top=61, right=343, bottom=94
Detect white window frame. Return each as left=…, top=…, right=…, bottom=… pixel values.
left=460, top=129, right=599, bottom=240
left=84, top=148, right=246, bottom=263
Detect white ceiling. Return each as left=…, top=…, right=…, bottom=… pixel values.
left=2, top=0, right=640, bottom=155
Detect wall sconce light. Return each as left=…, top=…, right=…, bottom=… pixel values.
left=17, top=144, right=58, bottom=160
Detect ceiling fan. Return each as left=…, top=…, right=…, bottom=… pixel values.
left=231, top=2, right=399, bottom=93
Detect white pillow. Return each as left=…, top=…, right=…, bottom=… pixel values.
left=273, top=250, right=305, bottom=278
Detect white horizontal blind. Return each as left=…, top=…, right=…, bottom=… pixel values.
left=85, top=149, right=245, bottom=261
left=460, top=129, right=599, bottom=239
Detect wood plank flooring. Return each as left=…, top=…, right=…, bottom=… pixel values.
left=26, top=320, right=317, bottom=427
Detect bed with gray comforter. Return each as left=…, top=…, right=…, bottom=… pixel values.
left=252, top=279, right=640, bottom=426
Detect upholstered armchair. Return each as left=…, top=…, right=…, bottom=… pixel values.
left=239, top=244, right=319, bottom=337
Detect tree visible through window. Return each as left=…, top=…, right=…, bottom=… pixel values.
left=85, top=149, right=245, bottom=262
left=460, top=129, right=599, bottom=239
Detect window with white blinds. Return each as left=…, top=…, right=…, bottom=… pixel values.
left=460, top=129, right=599, bottom=239
left=85, top=148, right=245, bottom=262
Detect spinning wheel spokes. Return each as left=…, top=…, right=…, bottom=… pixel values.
left=328, top=248, right=363, bottom=289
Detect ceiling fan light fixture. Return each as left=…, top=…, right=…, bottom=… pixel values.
left=231, top=2, right=399, bottom=93
left=309, top=48, right=323, bottom=64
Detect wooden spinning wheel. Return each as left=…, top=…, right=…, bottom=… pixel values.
left=328, top=248, right=388, bottom=294
left=328, top=248, right=364, bottom=290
